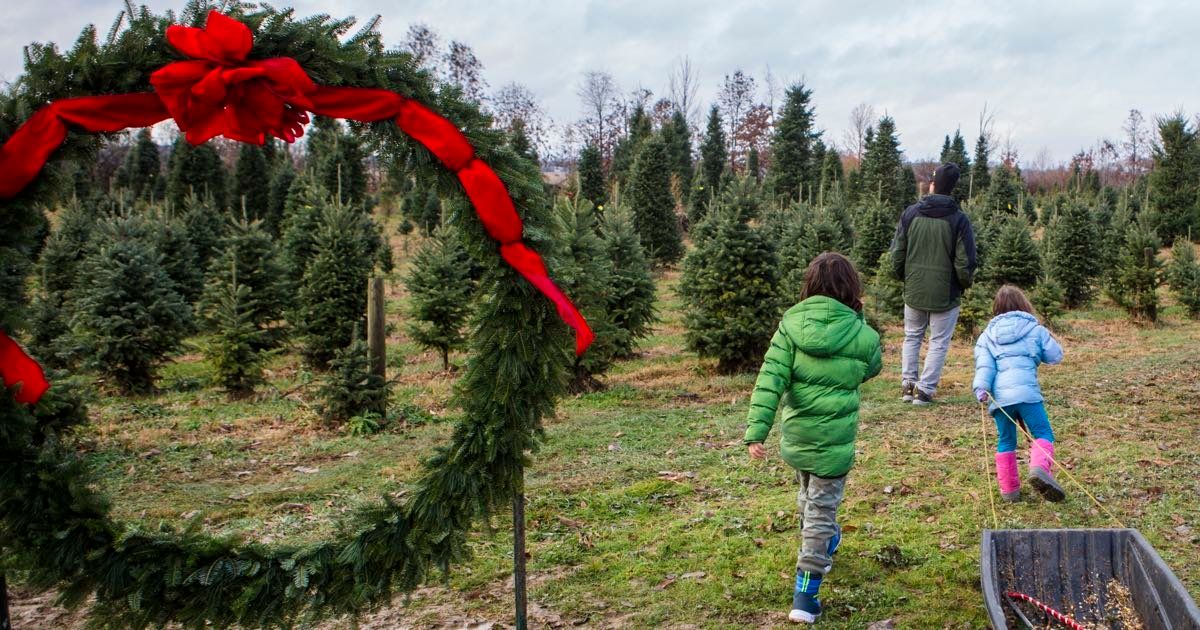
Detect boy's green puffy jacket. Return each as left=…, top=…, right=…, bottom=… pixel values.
left=743, top=296, right=882, bottom=478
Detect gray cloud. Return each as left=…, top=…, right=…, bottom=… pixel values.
left=3, top=1, right=1197, bottom=162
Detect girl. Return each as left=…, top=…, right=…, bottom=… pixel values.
left=973, top=285, right=1065, bottom=503
left=744, top=252, right=882, bottom=624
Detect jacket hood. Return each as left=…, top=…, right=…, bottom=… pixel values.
left=781, top=296, right=864, bottom=358
left=984, top=311, right=1039, bottom=345
left=915, top=194, right=961, bottom=219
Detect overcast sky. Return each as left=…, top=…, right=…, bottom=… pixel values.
left=3, top=1, right=1197, bottom=163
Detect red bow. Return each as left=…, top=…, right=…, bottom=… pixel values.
left=151, top=11, right=315, bottom=145
left=0, top=331, right=49, bottom=404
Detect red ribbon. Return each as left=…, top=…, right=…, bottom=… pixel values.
left=0, top=11, right=594, bottom=405
left=0, top=332, right=49, bottom=404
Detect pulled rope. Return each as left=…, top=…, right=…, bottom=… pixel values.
left=984, top=401, right=1126, bottom=529
left=980, top=404, right=999, bottom=529
left=1005, top=591, right=1087, bottom=630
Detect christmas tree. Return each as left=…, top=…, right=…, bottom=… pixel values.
left=770, top=82, right=821, bottom=202
left=852, top=201, right=895, bottom=276
left=166, top=138, right=227, bottom=211
left=985, top=162, right=1024, bottom=220
left=600, top=204, right=657, bottom=358
left=405, top=225, right=472, bottom=371
left=200, top=213, right=286, bottom=342
left=1167, top=241, right=1200, bottom=318
left=417, top=188, right=443, bottom=235
left=232, top=143, right=272, bottom=224
left=113, top=128, right=162, bottom=201
left=508, top=118, right=538, bottom=164
left=295, top=198, right=377, bottom=369
left=70, top=213, right=193, bottom=393
left=697, top=105, right=727, bottom=213
left=1147, top=114, right=1200, bottom=244
left=866, top=251, right=905, bottom=323
left=198, top=263, right=268, bottom=399
left=611, top=103, right=653, bottom=187
left=939, top=130, right=972, bottom=203
left=856, top=116, right=908, bottom=213
left=148, top=206, right=205, bottom=307
left=179, top=192, right=226, bottom=273
left=986, top=217, right=1041, bottom=288
left=628, top=136, right=684, bottom=264
left=555, top=197, right=625, bottom=391
left=746, top=146, right=761, bottom=184
left=279, top=173, right=327, bottom=292
left=970, top=132, right=991, bottom=199
left=265, top=158, right=296, bottom=237
left=577, top=143, right=607, bottom=208
left=1046, top=199, right=1102, bottom=308
left=1108, top=218, right=1163, bottom=322
left=317, top=329, right=390, bottom=424
left=681, top=205, right=783, bottom=373
left=820, top=149, right=844, bottom=194
left=956, top=281, right=996, bottom=338
left=37, top=196, right=96, bottom=298
left=1030, top=275, right=1067, bottom=328
left=662, top=110, right=694, bottom=200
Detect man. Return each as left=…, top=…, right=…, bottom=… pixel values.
left=890, top=162, right=977, bottom=405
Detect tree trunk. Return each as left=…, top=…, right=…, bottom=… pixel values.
left=1, top=573, right=12, bottom=630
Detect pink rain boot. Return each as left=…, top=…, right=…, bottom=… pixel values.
left=994, top=451, right=1021, bottom=502
left=1028, top=439, right=1065, bottom=502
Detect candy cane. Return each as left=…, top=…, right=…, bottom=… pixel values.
left=1005, top=591, right=1087, bottom=630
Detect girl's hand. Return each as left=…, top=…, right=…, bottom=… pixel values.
left=747, top=443, right=766, bottom=460
left=975, top=388, right=989, bottom=403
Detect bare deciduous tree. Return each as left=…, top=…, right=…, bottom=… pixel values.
left=718, top=69, right=757, bottom=170
left=402, top=24, right=440, bottom=72
left=1122, top=109, right=1150, bottom=179
left=576, top=71, right=622, bottom=163
left=843, top=102, right=876, bottom=161
left=491, top=82, right=552, bottom=155
left=668, top=56, right=700, bottom=126
left=444, top=41, right=488, bottom=103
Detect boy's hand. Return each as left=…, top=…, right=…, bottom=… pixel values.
left=747, top=443, right=766, bottom=460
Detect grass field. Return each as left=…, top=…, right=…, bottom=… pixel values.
left=9, top=232, right=1200, bottom=629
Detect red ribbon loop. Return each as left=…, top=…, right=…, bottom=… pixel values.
left=151, top=10, right=315, bottom=145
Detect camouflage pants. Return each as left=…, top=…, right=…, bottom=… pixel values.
left=796, top=471, right=846, bottom=575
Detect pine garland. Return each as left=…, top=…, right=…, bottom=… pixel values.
left=0, top=4, right=570, bottom=627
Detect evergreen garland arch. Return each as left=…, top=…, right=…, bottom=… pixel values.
left=0, top=4, right=590, bottom=627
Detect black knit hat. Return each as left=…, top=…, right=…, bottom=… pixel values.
left=933, top=163, right=960, bottom=195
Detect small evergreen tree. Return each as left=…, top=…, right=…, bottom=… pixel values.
left=27, top=285, right=71, bottom=369
left=611, top=104, right=653, bottom=186
left=295, top=199, right=376, bottom=369
left=681, top=206, right=783, bottom=373
left=662, top=110, right=694, bottom=198
left=556, top=198, right=625, bottom=391
left=866, top=251, right=905, bottom=323
left=509, top=118, right=538, bottom=164
left=166, top=138, right=227, bottom=210
left=856, top=116, right=908, bottom=213
left=852, top=201, right=895, bottom=275
left=746, top=147, right=762, bottom=184
left=601, top=205, right=657, bottom=358
left=149, top=207, right=205, bottom=307
left=697, top=105, right=727, bottom=208
left=232, top=143, right=271, bottom=223
left=279, top=173, right=326, bottom=292
left=770, top=82, right=821, bottom=201
left=317, top=331, right=390, bottom=425
left=405, top=226, right=472, bottom=371
left=1108, top=219, right=1163, bottom=322
left=1046, top=200, right=1102, bottom=308
left=265, top=160, right=296, bottom=236
left=1167, top=242, right=1200, bottom=318
left=577, top=143, right=607, bottom=208
left=70, top=214, right=193, bottom=393
left=985, top=162, right=1024, bottom=220
left=1147, top=114, right=1200, bottom=244
left=417, top=188, right=442, bottom=236
left=180, top=193, right=226, bottom=272
left=200, top=214, right=286, bottom=340
left=113, top=129, right=162, bottom=200
left=628, top=136, right=684, bottom=264
left=1030, top=275, right=1066, bottom=329
left=986, top=218, right=1041, bottom=288
left=309, top=117, right=369, bottom=209
left=37, top=196, right=96, bottom=298
left=198, top=264, right=267, bottom=399
left=956, top=281, right=995, bottom=339
left=820, top=149, right=844, bottom=193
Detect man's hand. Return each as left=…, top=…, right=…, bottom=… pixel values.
left=747, top=443, right=766, bottom=460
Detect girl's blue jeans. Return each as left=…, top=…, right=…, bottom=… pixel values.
left=992, top=401, right=1054, bottom=453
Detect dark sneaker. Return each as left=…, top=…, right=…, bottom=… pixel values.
left=1028, top=467, right=1066, bottom=502
left=912, top=389, right=934, bottom=406
left=901, top=382, right=915, bottom=402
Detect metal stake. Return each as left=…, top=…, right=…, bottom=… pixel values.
left=513, top=469, right=527, bottom=630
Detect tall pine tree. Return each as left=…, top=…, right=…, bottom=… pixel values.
left=601, top=205, right=657, bottom=358
left=167, top=138, right=227, bottom=210
left=611, top=104, right=654, bottom=187
left=987, top=218, right=1041, bottom=287
left=556, top=197, right=624, bottom=391
left=1168, top=242, right=1200, bottom=318
left=970, top=133, right=991, bottom=199
left=1147, top=114, right=1200, bottom=244
left=661, top=110, right=694, bottom=199
left=232, top=144, right=272, bottom=223
left=113, top=129, right=162, bottom=201
left=1046, top=199, right=1101, bottom=308
left=628, top=136, right=684, bottom=264
left=697, top=105, right=727, bottom=211
left=200, top=215, right=286, bottom=341
left=856, top=116, right=908, bottom=213
left=852, top=201, right=895, bottom=276
left=939, top=130, right=971, bottom=203
left=1108, top=218, right=1163, bottom=322
left=577, top=143, right=607, bottom=208
left=770, top=82, right=821, bottom=202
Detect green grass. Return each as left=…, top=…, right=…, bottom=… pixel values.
left=21, top=235, right=1200, bottom=627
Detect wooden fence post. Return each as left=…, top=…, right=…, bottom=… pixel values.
left=367, top=277, right=386, bottom=379
left=1, top=573, right=12, bottom=630
left=512, top=468, right=528, bottom=630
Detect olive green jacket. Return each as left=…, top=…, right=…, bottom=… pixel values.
left=890, top=194, right=978, bottom=312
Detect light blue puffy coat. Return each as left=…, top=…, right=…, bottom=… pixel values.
left=972, top=311, right=1063, bottom=410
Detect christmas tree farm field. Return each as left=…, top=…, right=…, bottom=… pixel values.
left=10, top=271, right=1200, bottom=629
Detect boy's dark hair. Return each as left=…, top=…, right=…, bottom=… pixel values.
left=993, top=284, right=1036, bottom=317
left=800, top=252, right=863, bottom=312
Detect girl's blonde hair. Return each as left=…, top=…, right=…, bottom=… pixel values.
left=992, top=284, right=1036, bottom=317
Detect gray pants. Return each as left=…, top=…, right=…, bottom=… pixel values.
left=901, top=305, right=960, bottom=396
left=796, top=472, right=846, bottom=575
